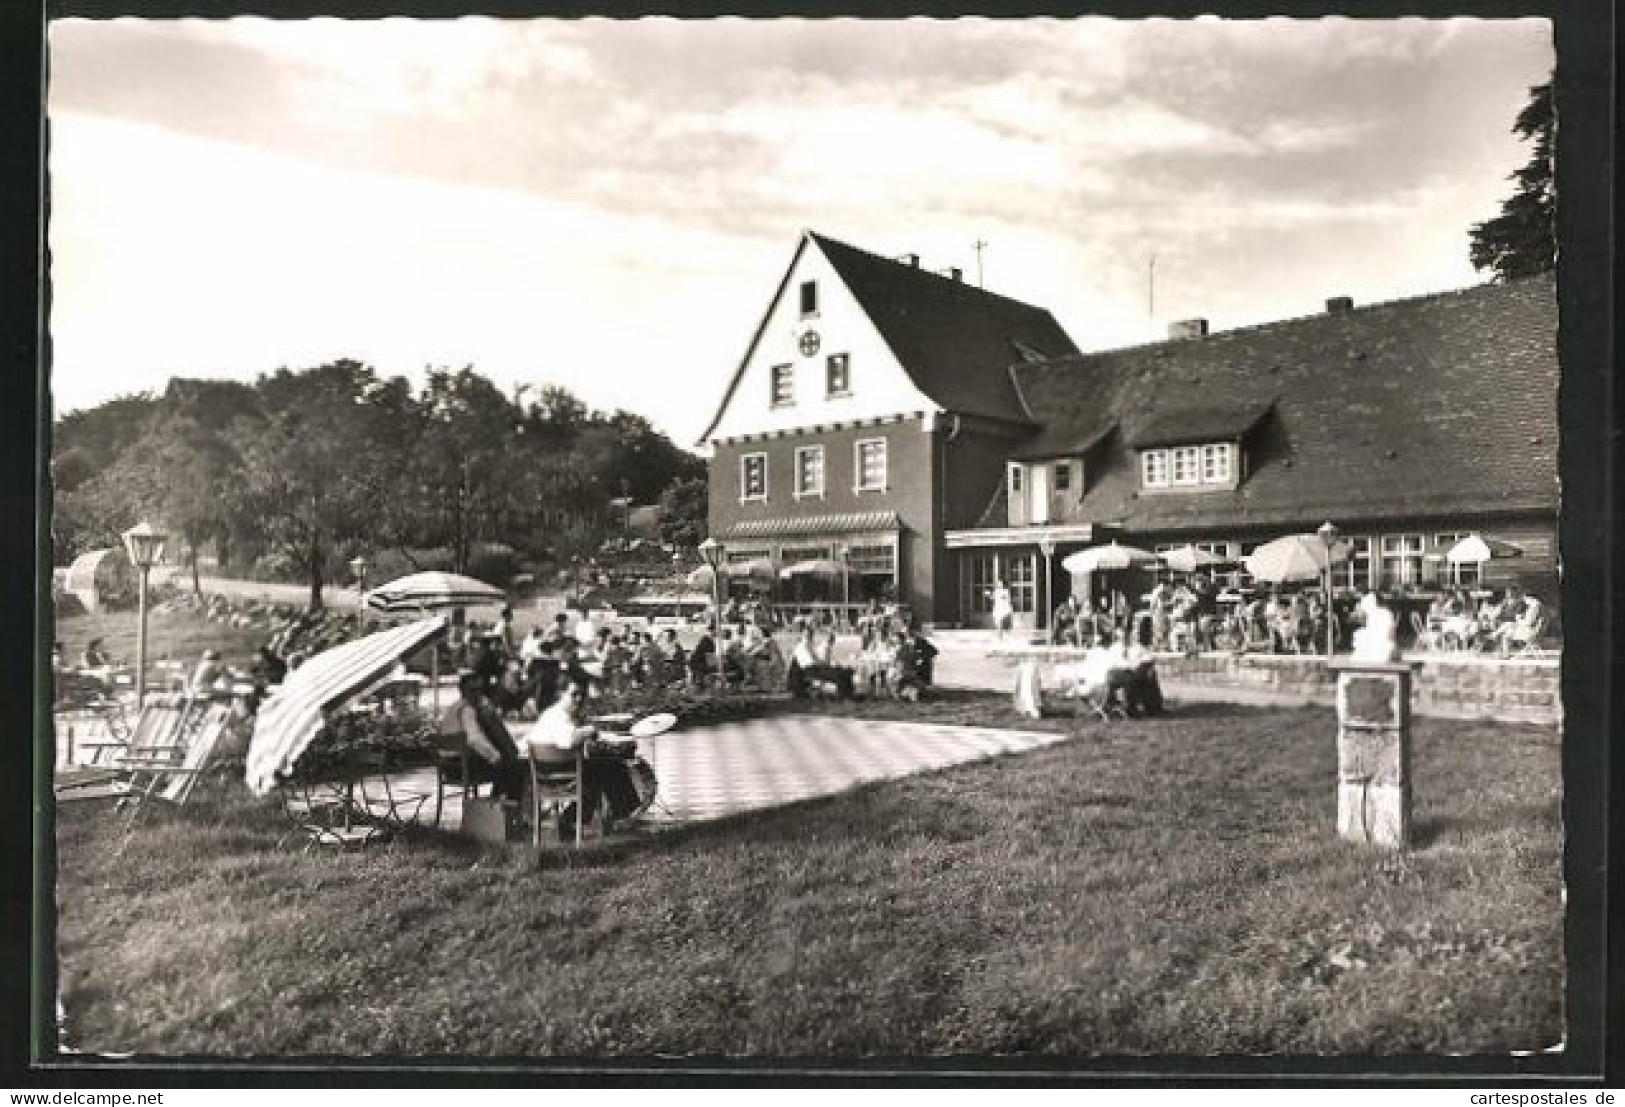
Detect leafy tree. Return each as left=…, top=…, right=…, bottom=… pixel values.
left=1470, top=79, right=1555, bottom=281
left=657, top=475, right=709, bottom=550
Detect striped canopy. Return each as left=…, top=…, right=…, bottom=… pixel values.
left=245, top=616, right=447, bottom=796
left=364, top=571, right=506, bottom=613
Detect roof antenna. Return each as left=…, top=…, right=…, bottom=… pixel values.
left=973, top=239, right=988, bottom=288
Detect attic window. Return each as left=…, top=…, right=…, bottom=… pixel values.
left=1142, top=442, right=1234, bottom=490
left=770, top=364, right=794, bottom=407
left=800, top=281, right=818, bottom=317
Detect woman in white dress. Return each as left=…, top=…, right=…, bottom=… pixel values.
left=989, top=580, right=1014, bottom=640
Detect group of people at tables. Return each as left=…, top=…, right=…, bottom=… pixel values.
left=1421, top=584, right=1546, bottom=654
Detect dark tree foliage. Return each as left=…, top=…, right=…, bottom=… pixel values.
left=657, top=475, right=709, bottom=551
left=1469, top=80, right=1555, bottom=282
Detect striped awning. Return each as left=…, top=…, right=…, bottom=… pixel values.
left=365, top=571, right=506, bottom=612
left=721, top=511, right=901, bottom=540
left=245, top=617, right=447, bottom=796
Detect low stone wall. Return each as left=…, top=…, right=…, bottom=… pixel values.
left=988, top=647, right=1561, bottom=727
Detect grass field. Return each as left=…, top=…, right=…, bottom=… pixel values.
left=51, top=699, right=1563, bottom=1058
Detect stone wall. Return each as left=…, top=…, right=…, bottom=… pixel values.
left=987, top=648, right=1561, bottom=727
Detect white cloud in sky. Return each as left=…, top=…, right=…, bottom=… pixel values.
left=46, top=16, right=1554, bottom=445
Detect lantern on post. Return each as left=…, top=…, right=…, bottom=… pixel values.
left=121, top=520, right=168, bottom=708
left=1317, top=520, right=1340, bottom=656
left=349, top=555, right=370, bottom=637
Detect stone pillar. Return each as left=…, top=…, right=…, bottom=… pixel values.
left=1329, top=660, right=1416, bottom=849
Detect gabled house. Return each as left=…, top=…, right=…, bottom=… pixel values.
left=698, top=230, right=1079, bottom=623
left=952, top=276, right=1558, bottom=629
left=700, top=231, right=1558, bottom=630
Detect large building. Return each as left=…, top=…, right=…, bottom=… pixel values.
left=700, top=232, right=1559, bottom=630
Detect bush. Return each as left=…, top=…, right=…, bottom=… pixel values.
left=286, top=709, right=440, bottom=784
left=466, top=544, right=521, bottom=589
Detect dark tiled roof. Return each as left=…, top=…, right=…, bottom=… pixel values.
left=1125, top=402, right=1273, bottom=449
left=722, top=511, right=902, bottom=540
left=1007, top=275, right=1557, bottom=534
left=1010, top=419, right=1116, bottom=461
left=811, top=233, right=1076, bottom=425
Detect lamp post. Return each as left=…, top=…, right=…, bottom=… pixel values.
left=1317, top=520, right=1339, bottom=656
left=122, top=520, right=168, bottom=708
left=698, top=538, right=726, bottom=694
left=1037, top=536, right=1057, bottom=645
left=349, top=555, right=370, bottom=638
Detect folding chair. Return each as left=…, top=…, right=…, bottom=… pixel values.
left=279, top=777, right=390, bottom=853
left=528, top=749, right=586, bottom=850
left=1410, top=612, right=1442, bottom=653
left=116, top=702, right=234, bottom=830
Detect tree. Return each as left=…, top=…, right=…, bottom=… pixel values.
left=658, top=475, right=708, bottom=551
left=1470, top=79, right=1555, bottom=281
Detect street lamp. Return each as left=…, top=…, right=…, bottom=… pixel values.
left=122, top=520, right=168, bottom=708
left=1317, top=520, right=1339, bottom=656
left=349, top=555, right=370, bottom=637
left=698, top=538, right=726, bottom=693
left=1037, top=536, right=1057, bottom=645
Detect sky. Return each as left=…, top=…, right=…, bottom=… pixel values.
left=46, top=16, right=1554, bottom=447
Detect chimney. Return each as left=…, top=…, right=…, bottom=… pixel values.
left=1167, top=318, right=1209, bottom=340
left=897, top=252, right=920, bottom=268
left=1325, top=296, right=1354, bottom=314
left=947, top=267, right=963, bottom=282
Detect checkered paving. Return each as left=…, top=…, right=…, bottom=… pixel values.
left=636, top=714, right=1066, bottom=824
left=364, top=715, right=1066, bottom=834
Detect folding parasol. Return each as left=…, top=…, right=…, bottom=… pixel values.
left=1159, top=544, right=1236, bottom=574
left=1061, top=541, right=1160, bottom=574
left=364, top=571, right=506, bottom=612
left=245, top=616, right=447, bottom=796
left=1445, top=534, right=1523, bottom=565
left=1244, top=534, right=1348, bottom=584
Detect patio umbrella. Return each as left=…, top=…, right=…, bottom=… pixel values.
left=1061, top=542, right=1160, bottom=574
left=686, top=564, right=719, bottom=591
left=364, top=571, right=506, bottom=613
left=1159, top=544, right=1235, bottom=574
left=1445, top=534, right=1523, bottom=565
left=245, top=616, right=448, bottom=796
left=1244, top=534, right=1348, bottom=584
left=778, top=558, right=846, bottom=579
left=728, top=558, right=777, bottom=582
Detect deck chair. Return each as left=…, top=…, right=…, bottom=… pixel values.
left=528, top=749, right=586, bottom=850
left=116, top=702, right=234, bottom=829
left=54, top=698, right=195, bottom=804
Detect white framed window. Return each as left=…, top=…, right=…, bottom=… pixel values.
left=1333, top=536, right=1374, bottom=591
left=739, top=453, right=768, bottom=502
left=1380, top=533, right=1425, bottom=588
left=846, top=544, right=895, bottom=576
left=1054, top=462, right=1072, bottom=491
left=1170, top=446, right=1201, bottom=486
left=826, top=353, right=851, bottom=397
left=1142, top=451, right=1169, bottom=488
left=770, top=364, right=794, bottom=407
left=1201, top=443, right=1233, bottom=483
left=794, top=445, right=825, bottom=498
left=855, top=438, right=888, bottom=492
left=1008, top=463, right=1024, bottom=493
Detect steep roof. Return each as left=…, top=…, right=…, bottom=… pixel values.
left=811, top=233, right=1076, bottom=425
left=698, top=232, right=1077, bottom=444
left=1007, top=275, right=1558, bottom=533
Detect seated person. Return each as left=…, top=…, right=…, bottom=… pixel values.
left=1491, top=586, right=1543, bottom=653
left=556, top=637, right=597, bottom=701
left=718, top=628, right=748, bottom=686
left=786, top=626, right=854, bottom=698
left=741, top=624, right=785, bottom=687
left=859, top=630, right=897, bottom=696
left=81, top=637, right=113, bottom=670
left=525, top=639, right=561, bottom=713
left=525, top=682, right=643, bottom=835
left=251, top=645, right=288, bottom=688
left=438, top=673, right=526, bottom=804
left=687, top=631, right=719, bottom=688
left=655, top=628, right=687, bottom=685
left=189, top=649, right=234, bottom=694
left=907, top=626, right=939, bottom=686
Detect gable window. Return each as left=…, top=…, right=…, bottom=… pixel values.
left=739, top=453, right=768, bottom=502
left=1141, top=442, right=1236, bottom=490
left=1053, top=462, right=1072, bottom=491
left=770, top=364, right=794, bottom=407
left=799, top=280, right=818, bottom=317
left=794, top=445, right=825, bottom=498
left=855, top=438, right=888, bottom=492
left=826, top=354, right=851, bottom=397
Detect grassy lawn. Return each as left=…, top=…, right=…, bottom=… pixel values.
left=52, top=698, right=1562, bottom=1058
